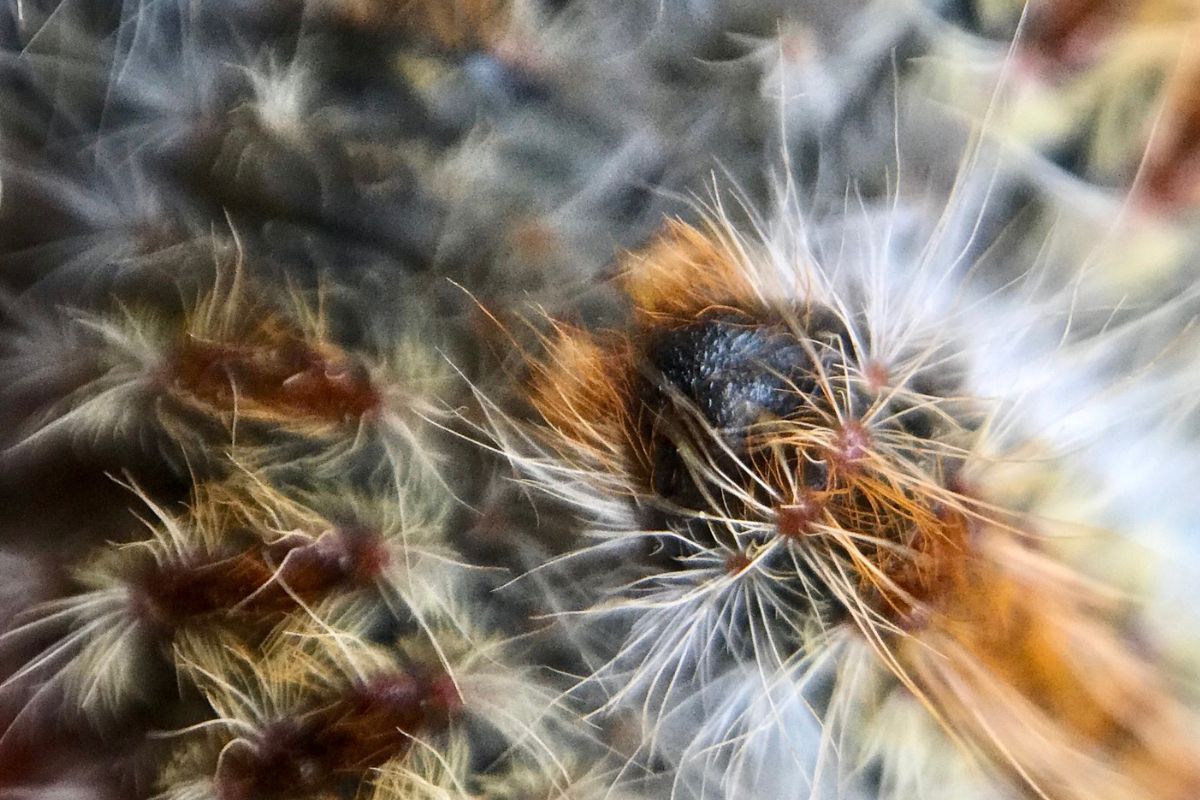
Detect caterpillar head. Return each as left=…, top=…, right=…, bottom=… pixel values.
left=527, top=219, right=972, bottom=611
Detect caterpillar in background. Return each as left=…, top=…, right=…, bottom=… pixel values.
left=0, top=1, right=1198, bottom=799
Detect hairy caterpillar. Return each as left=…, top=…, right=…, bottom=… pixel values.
left=1, top=255, right=452, bottom=495
left=488, top=198, right=1200, bottom=799
left=157, top=613, right=567, bottom=800
left=3, top=1, right=1200, bottom=799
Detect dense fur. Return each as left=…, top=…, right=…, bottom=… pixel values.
left=1, top=1, right=1198, bottom=799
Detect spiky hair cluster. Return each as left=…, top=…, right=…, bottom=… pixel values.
left=2, top=1, right=1200, bottom=800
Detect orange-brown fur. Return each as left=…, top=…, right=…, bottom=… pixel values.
left=621, top=219, right=763, bottom=322
left=168, top=326, right=380, bottom=425
left=162, top=283, right=381, bottom=432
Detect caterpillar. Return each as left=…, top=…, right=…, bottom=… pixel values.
left=493, top=204, right=1200, bottom=798
left=2, top=1, right=1198, bottom=798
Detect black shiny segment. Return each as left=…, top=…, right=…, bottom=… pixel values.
left=646, top=315, right=818, bottom=433
left=633, top=307, right=850, bottom=509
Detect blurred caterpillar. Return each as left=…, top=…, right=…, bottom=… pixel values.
left=930, top=0, right=1200, bottom=213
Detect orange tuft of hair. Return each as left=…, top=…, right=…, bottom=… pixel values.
left=620, top=219, right=763, bottom=323
left=526, top=324, right=635, bottom=470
